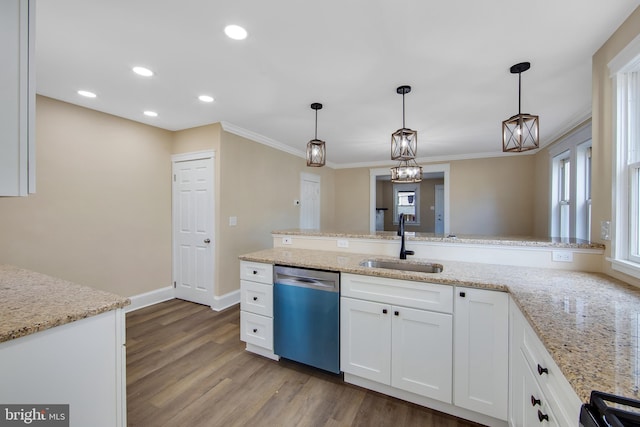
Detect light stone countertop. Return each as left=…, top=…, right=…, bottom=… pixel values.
left=240, top=247, right=640, bottom=404
left=272, top=229, right=606, bottom=250
left=0, top=265, right=130, bottom=343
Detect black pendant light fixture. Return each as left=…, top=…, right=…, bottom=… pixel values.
left=502, top=62, right=539, bottom=152
left=390, top=85, right=422, bottom=183
left=306, top=103, right=326, bottom=167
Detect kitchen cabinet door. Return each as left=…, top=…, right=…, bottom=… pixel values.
left=340, top=297, right=391, bottom=385
left=0, top=0, right=35, bottom=196
left=391, top=305, right=453, bottom=403
left=453, top=287, right=508, bottom=420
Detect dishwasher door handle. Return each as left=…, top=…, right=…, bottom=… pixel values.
left=275, top=276, right=338, bottom=292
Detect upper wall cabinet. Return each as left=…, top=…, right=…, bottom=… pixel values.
left=0, top=0, right=35, bottom=196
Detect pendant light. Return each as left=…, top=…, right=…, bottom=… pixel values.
left=391, top=85, right=417, bottom=160
left=502, top=62, right=539, bottom=152
left=306, top=103, right=326, bottom=167
left=390, top=85, right=422, bottom=182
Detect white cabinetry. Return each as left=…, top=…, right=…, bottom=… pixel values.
left=509, top=298, right=581, bottom=427
left=0, top=0, right=35, bottom=196
left=341, top=273, right=453, bottom=403
left=239, top=261, right=278, bottom=360
left=453, top=286, right=508, bottom=420
left=0, top=309, right=126, bottom=427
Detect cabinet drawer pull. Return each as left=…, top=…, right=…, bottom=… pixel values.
left=382, top=309, right=387, bottom=314
left=252, top=270, right=258, bottom=275
left=459, top=291, right=466, bottom=297
left=253, top=296, right=258, bottom=301
left=531, top=395, right=541, bottom=407
left=252, top=328, right=258, bottom=333
left=537, top=410, right=549, bottom=422
left=394, top=310, right=399, bottom=316
left=537, top=364, right=548, bottom=376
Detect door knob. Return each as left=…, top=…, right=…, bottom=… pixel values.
left=204, top=238, right=211, bottom=244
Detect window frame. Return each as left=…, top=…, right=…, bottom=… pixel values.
left=609, top=32, right=640, bottom=278
left=549, top=123, right=592, bottom=240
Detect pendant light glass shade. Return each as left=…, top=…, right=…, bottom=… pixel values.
left=502, top=62, right=539, bottom=152
left=306, top=103, right=326, bottom=167
left=391, top=86, right=417, bottom=160
left=391, top=159, right=423, bottom=183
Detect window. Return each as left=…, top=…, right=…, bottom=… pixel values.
left=610, top=34, right=640, bottom=278
left=549, top=124, right=592, bottom=240
left=393, top=183, right=420, bottom=225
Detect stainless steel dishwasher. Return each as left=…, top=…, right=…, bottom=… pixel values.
left=273, top=265, right=340, bottom=374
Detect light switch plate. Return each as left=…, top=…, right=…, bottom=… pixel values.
left=601, top=220, right=611, bottom=240
left=229, top=216, right=237, bottom=226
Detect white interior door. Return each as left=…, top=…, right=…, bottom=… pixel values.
left=172, top=153, right=214, bottom=307
left=435, top=184, right=444, bottom=234
left=300, top=172, right=320, bottom=229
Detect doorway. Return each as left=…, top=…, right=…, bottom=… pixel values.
left=300, top=172, right=321, bottom=229
left=172, top=151, right=215, bottom=307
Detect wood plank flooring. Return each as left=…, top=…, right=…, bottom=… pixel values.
left=126, top=299, right=483, bottom=427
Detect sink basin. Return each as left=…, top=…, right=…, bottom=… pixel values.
left=359, top=259, right=443, bottom=273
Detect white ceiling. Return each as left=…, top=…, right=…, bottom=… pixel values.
left=35, top=0, right=640, bottom=167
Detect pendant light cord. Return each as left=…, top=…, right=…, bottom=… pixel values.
left=402, top=92, right=406, bottom=129
left=315, top=108, right=318, bottom=139
left=518, top=72, right=522, bottom=115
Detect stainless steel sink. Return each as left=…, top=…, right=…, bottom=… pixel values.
left=359, top=259, right=443, bottom=273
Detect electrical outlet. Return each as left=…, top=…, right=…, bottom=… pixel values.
left=282, top=237, right=292, bottom=245
left=337, top=239, right=349, bottom=248
left=552, top=251, right=573, bottom=263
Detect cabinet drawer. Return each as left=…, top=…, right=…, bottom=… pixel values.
left=240, top=261, right=273, bottom=284
left=522, top=353, right=561, bottom=427
left=240, top=280, right=273, bottom=317
left=341, top=273, right=453, bottom=313
left=240, top=311, right=273, bottom=351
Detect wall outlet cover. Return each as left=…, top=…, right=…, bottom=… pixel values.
left=337, top=239, right=349, bottom=248
left=552, top=251, right=573, bottom=263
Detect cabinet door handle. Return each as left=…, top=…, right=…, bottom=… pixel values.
left=531, top=395, right=541, bottom=407
left=394, top=311, right=399, bottom=316
left=459, top=291, right=466, bottom=297
left=253, top=328, right=258, bottom=333
left=252, top=270, right=258, bottom=275
left=537, top=410, right=549, bottom=422
left=382, top=309, right=388, bottom=314
left=537, top=364, right=549, bottom=376
left=253, top=296, right=258, bottom=301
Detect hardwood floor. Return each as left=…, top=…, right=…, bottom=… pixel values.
left=126, top=299, right=483, bottom=427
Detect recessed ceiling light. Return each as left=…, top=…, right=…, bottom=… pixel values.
left=143, top=111, right=158, bottom=117
left=198, top=95, right=214, bottom=103
left=133, top=66, right=154, bottom=77
left=77, top=90, right=96, bottom=98
left=224, top=25, right=247, bottom=40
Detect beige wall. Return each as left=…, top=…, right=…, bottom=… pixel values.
left=215, top=131, right=336, bottom=295
left=334, top=168, right=370, bottom=233
left=592, top=6, right=640, bottom=286
left=0, top=96, right=173, bottom=296
left=335, top=156, right=537, bottom=236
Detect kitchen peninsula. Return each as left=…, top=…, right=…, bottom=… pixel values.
left=0, top=265, right=130, bottom=427
left=239, top=230, right=636, bottom=426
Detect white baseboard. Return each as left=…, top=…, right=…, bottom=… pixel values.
left=126, top=286, right=175, bottom=312
left=211, top=289, right=240, bottom=311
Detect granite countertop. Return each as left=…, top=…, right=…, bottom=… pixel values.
left=272, top=229, right=605, bottom=250
left=240, top=247, right=640, bottom=404
left=0, top=265, right=130, bottom=343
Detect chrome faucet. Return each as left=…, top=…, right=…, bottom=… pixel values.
left=397, top=213, right=415, bottom=260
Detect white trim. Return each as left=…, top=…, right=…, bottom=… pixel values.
left=220, top=121, right=338, bottom=169
left=610, top=258, right=640, bottom=280
left=171, top=150, right=214, bottom=163
left=608, top=32, right=640, bottom=75
left=370, top=164, right=450, bottom=234
left=547, top=121, right=592, bottom=158
left=211, top=289, right=240, bottom=312
left=125, top=286, right=175, bottom=312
